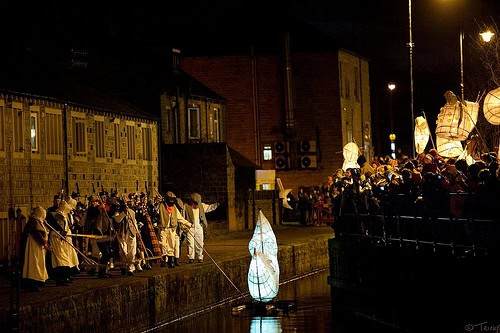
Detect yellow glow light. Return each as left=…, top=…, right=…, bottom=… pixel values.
left=480, top=30, right=495, bottom=43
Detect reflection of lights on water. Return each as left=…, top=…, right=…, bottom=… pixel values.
left=249, top=317, right=281, bottom=333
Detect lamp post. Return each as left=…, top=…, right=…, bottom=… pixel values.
left=388, top=83, right=397, bottom=159
left=408, top=0, right=415, bottom=158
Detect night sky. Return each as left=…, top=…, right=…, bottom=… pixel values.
left=1, top=0, right=499, bottom=154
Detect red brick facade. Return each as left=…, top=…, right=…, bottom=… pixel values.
left=181, top=52, right=346, bottom=192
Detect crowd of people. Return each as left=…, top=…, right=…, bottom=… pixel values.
left=20, top=190, right=218, bottom=292
left=294, top=149, right=499, bottom=225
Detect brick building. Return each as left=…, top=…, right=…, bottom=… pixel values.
left=0, top=88, right=158, bottom=261
left=181, top=48, right=372, bottom=192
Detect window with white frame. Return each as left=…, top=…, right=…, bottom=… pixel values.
left=263, top=144, right=273, bottom=161
left=73, top=117, right=87, bottom=154
left=45, top=111, right=63, bottom=155
left=30, top=112, right=38, bottom=152
left=95, top=120, right=105, bottom=158
left=13, top=107, right=24, bottom=152
left=142, top=126, right=152, bottom=161
left=126, top=125, right=136, bottom=160
left=113, top=122, right=120, bottom=159
left=188, top=107, right=200, bottom=140
left=213, top=107, right=220, bottom=142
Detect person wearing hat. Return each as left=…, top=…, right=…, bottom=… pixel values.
left=184, top=193, right=219, bottom=263
left=21, top=206, right=49, bottom=291
left=48, top=200, right=77, bottom=286
left=158, top=192, right=190, bottom=267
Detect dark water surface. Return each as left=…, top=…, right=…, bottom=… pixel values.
left=149, top=270, right=376, bottom=333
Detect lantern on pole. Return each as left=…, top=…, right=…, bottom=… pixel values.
left=414, top=116, right=430, bottom=154
left=436, top=136, right=463, bottom=158
left=436, top=91, right=479, bottom=141
left=483, top=87, right=500, bottom=125
left=342, top=142, right=360, bottom=171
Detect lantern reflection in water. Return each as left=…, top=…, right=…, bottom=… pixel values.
left=436, top=91, right=479, bottom=141
left=249, top=317, right=281, bottom=333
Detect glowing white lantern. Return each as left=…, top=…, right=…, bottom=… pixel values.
left=436, top=91, right=479, bottom=141
left=342, top=142, right=360, bottom=171
left=414, top=116, right=430, bottom=154
left=248, top=211, right=279, bottom=303
left=436, top=136, right=463, bottom=158
left=483, top=87, right=500, bottom=125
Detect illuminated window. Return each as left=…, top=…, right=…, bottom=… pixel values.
left=188, top=107, right=200, bottom=140
left=30, top=113, right=38, bottom=152
left=95, top=120, right=105, bottom=158
left=263, top=145, right=273, bottom=161
left=126, top=125, right=136, bottom=160
left=213, top=108, right=220, bottom=142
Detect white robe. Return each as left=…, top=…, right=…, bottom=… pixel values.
left=187, top=203, right=218, bottom=260
left=22, top=232, right=48, bottom=282
left=51, top=214, right=79, bottom=268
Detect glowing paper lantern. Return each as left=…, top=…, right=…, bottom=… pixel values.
left=436, top=136, right=463, bottom=158
left=457, top=148, right=476, bottom=166
left=248, top=211, right=279, bottom=303
left=483, top=87, right=500, bottom=125
left=436, top=91, right=479, bottom=141
left=414, top=116, right=430, bottom=154
left=342, top=142, right=360, bottom=171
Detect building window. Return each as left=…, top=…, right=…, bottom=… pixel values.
left=13, top=107, right=24, bottom=152
left=114, top=123, right=120, bottom=159
left=73, top=117, right=87, bottom=154
left=95, top=120, right=105, bottom=158
left=126, top=125, right=136, bottom=160
left=213, top=107, right=220, bottom=142
left=354, top=67, right=360, bottom=102
left=142, top=127, right=152, bottom=161
left=30, top=113, right=38, bottom=152
left=188, top=107, right=200, bottom=140
left=46, top=112, right=63, bottom=155
left=0, top=104, right=4, bottom=151
left=263, top=144, right=273, bottom=161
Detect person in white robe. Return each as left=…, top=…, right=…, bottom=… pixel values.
left=48, top=200, right=77, bottom=286
left=22, top=206, right=49, bottom=291
left=184, top=193, right=219, bottom=263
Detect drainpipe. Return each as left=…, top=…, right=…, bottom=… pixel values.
left=283, top=32, right=295, bottom=133
left=250, top=46, right=261, bottom=166
left=62, top=103, right=69, bottom=194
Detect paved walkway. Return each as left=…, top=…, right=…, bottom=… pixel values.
left=0, top=226, right=333, bottom=311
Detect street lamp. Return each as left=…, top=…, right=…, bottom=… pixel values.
left=480, top=30, right=495, bottom=43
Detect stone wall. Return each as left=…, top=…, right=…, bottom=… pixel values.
left=3, top=236, right=329, bottom=332
left=0, top=93, right=159, bottom=261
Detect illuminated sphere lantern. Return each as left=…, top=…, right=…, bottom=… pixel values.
left=483, top=87, right=500, bottom=125
left=436, top=91, right=479, bottom=141
left=436, top=136, right=463, bottom=158
left=342, top=142, right=360, bottom=171
left=248, top=211, right=279, bottom=303
left=414, top=116, right=430, bottom=154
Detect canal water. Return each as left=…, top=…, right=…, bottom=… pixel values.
left=151, top=270, right=392, bottom=333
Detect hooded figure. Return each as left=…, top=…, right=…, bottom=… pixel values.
left=49, top=200, right=78, bottom=285
left=112, top=199, right=139, bottom=275
left=184, top=193, right=219, bottom=263
left=158, top=191, right=190, bottom=267
left=22, top=206, right=49, bottom=291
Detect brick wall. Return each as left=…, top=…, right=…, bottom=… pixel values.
left=181, top=51, right=349, bottom=193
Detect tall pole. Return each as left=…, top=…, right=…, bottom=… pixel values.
left=408, top=0, right=416, bottom=158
